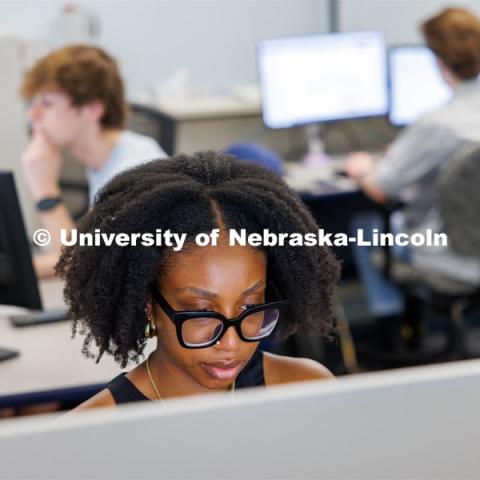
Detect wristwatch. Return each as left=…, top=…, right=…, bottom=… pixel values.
left=36, top=197, right=63, bottom=212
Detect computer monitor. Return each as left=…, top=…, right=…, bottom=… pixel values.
left=0, top=172, right=68, bottom=340
left=0, top=171, right=42, bottom=311
left=0, top=171, right=43, bottom=361
left=257, top=31, right=389, bottom=129
left=388, top=45, right=452, bottom=126
left=1, top=359, right=480, bottom=478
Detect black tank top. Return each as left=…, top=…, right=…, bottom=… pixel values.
left=106, top=348, right=265, bottom=404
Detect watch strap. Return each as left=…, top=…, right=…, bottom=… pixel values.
left=36, top=197, right=63, bottom=212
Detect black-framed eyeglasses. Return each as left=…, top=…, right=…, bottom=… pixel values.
left=151, top=285, right=288, bottom=349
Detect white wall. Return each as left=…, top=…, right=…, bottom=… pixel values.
left=2, top=0, right=480, bottom=94
left=99, top=0, right=329, bottom=93
left=0, top=0, right=329, bottom=95
left=340, top=0, right=480, bottom=45
left=0, top=36, right=40, bottom=234
left=3, top=1, right=480, bottom=91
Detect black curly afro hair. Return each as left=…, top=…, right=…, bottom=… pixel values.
left=56, top=151, right=340, bottom=367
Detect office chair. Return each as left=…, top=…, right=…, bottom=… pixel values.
left=371, top=143, right=480, bottom=364
left=128, top=103, right=175, bottom=156
left=421, top=143, right=480, bottom=359
left=223, top=142, right=284, bottom=177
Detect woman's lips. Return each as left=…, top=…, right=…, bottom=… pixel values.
left=200, top=360, right=245, bottom=381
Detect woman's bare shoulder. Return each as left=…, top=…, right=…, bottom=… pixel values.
left=69, top=388, right=116, bottom=413
left=263, top=351, right=335, bottom=386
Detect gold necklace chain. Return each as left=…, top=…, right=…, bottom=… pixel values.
left=146, top=355, right=235, bottom=405
left=146, top=355, right=166, bottom=406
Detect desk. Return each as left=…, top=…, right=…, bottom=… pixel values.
left=0, top=279, right=154, bottom=408
left=284, top=158, right=358, bottom=194
left=284, top=159, right=381, bottom=278
left=129, top=94, right=305, bottom=156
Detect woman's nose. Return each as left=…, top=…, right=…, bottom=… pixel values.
left=216, top=324, right=242, bottom=352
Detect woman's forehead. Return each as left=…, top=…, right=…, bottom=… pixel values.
left=159, top=243, right=267, bottom=291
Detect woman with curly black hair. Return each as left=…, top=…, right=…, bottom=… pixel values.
left=57, top=151, right=340, bottom=409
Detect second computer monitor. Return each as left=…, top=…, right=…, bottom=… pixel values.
left=257, top=30, right=389, bottom=129
left=389, top=45, right=452, bottom=126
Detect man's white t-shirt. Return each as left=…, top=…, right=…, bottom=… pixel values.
left=87, top=130, right=166, bottom=205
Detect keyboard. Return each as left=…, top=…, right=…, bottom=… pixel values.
left=9, top=307, right=70, bottom=327
left=0, top=347, right=19, bottom=362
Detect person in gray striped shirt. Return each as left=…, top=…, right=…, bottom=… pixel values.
left=346, top=7, right=480, bottom=290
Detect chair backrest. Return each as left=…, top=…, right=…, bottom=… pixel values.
left=436, top=143, right=480, bottom=257
left=223, top=142, right=284, bottom=176
left=128, top=103, right=175, bottom=156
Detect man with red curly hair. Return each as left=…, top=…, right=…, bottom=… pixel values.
left=20, top=45, right=166, bottom=278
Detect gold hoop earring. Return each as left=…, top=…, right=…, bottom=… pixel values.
left=145, top=302, right=157, bottom=339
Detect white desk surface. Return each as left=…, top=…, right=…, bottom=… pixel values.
left=134, top=93, right=261, bottom=121
left=0, top=279, right=154, bottom=399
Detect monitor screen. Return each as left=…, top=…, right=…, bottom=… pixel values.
left=389, top=45, right=452, bottom=126
left=257, top=31, right=388, bottom=129
left=0, top=171, right=42, bottom=310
